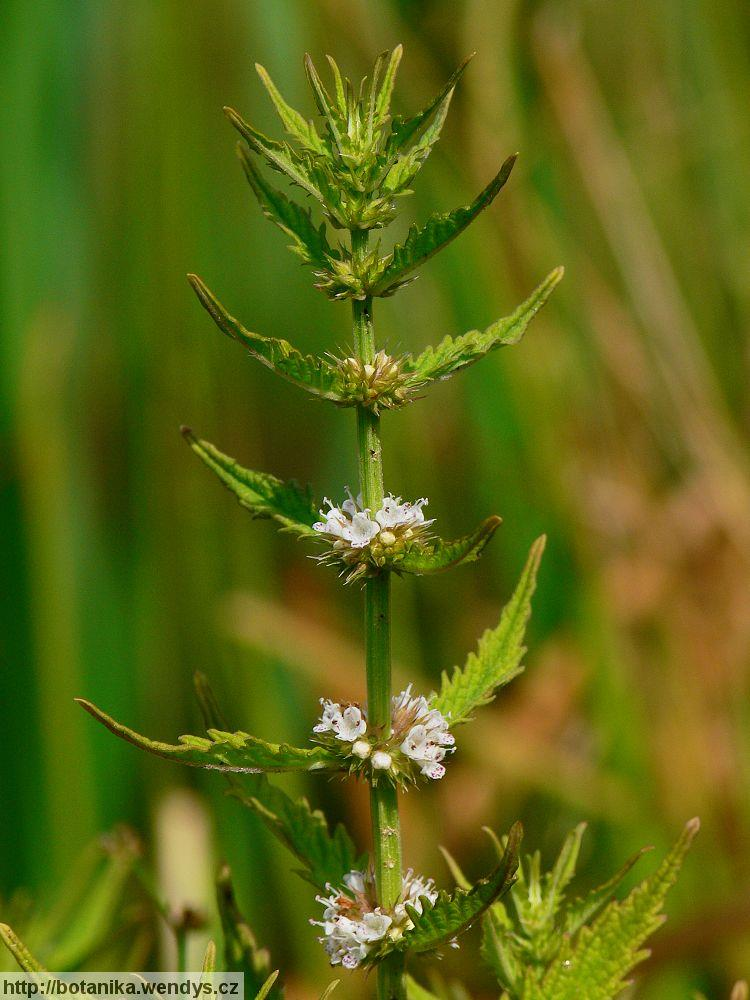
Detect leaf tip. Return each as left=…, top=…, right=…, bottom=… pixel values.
left=686, top=816, right=701, bottom=837
left=180, top=425, right=194, bottom=440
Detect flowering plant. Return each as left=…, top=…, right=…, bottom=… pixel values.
left=65, top=46, right=701, bottom=1000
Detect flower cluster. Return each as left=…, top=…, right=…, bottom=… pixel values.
left=336, top=351, right=412, bottom=411
left=313, top=490, right=434, bottom=582
left=312, top=685, right=454, bottom=783
left=312, top=868, right=438, bottom=969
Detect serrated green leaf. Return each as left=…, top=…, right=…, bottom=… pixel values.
left=399, top=823, right=522, bottom=954
left=76, top=699, right=340, bottom=774
left=564, top=846, right=652, bottom=936
left=374, top=46, right=403, bottom=127
left=389, top=53, right=473, bottom=153
left=188, top=275, right=342, bottom=401
left=525, top=819, right=700, bottom=1000
left=194, top=673, right=364, bottom=892
left=225, top=107, right=326, bottom=205
left=181, top=431, right=319, bottom=537
left=255, top=63, right=324, bottom=153
left=432, top=536, right=545, bottom=724
left=405, top=268, right=563, bottom=386
left=216, top=865, right=282, bottom=998
left=304, top=54, right=344, bottom=155
left=236, top=146, right=335, bottom=268
left=254, top=972, right=280, bottom=1000
left=369, top=155, right=516, bottom=296
left=0, top=924, right=46, bottom=974
left=383, top=88, right=454, bottom=195
left=399, top=516, right=501, bottom=575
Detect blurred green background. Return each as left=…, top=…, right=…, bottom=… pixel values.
left=2, top=0, right=749, bottom=996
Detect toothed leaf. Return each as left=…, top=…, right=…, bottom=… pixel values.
left=304, top=55, right=344, bottom=154
left=524, top=820, right=700, bottom=1000
left=188, top=276, right=342, bottom=401
left=374, top=46, right=403, bottom=127
left=399, top=823, right=522, bottom=954
left=255, top=64, right=324, bottom=153
left=369, top=156, right=517, bottom=296
left=225, top=108, right=326, bottom=205
left=77, top=699, right=340, bottom=774
left=564, top=846, right=652, bottom=936
left=182, top=431, right=319, bottom=537
left=432, top=536, right=545, bottom=724
left=194, top=673, right=364, bottom=892
left=399, top=516, right=501, bottom=575
left=383, top=88, right=454, bottom=194
left=405, top=268, right=563, bottom=386
left=389, top=54, right=473, bottom=152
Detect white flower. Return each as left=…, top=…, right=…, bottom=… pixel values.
left=375, top=494, right=430, bottom=530
left=313, top=699, right=367, bottom=742
left=348, top=512, right=380, bottom=548
left=392, top=686, right=454, bottom=780
left=313, top=868, right=438, bottom=970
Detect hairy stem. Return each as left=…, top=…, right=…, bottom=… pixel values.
left=351, top=229, right=404, bottom=1000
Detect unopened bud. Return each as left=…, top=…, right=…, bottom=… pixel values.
left=371, top=751, right=393, bottom=771
left=352, top=740, right=371, bottom=759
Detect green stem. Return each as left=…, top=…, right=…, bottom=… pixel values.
left=351, top=229, right=405, bottom=1000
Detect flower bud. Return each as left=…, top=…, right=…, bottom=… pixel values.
left=352, top=740, right=371, bottom=759
left=371, top=750, right=393, bottom=770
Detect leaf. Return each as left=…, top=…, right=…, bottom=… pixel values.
left=255, top=972, right=280, bottom=1000
left=373, top=45, right=403, bottom=127
left=526, top=819, right=700, bottom=1000
left=304, top=54, right=344, bottom=155
left=216, top=865, right=282, bottom=999
left=432, top=536, right=545, bottom=724
left=228, top=781, right=364, bottom=891
left=383, top=87, right=454, bottom=194
left=318, top=983, right=339, bottom=1000
left=399, top=823, right=522, bottom=954
left=236, top=147, right=335, bottom=268
left=0, top=924, right=46, bottom=973
left=369, top=155, right=517, bottom=296
left=564, top=846, right=652, bottom=936
left=225, top=107, right=326, bottom=205
left=188, top=275, right=342, bottom=401
left=399, top=516, right=501, bottom=575
left=76, top=699, right=340, bottom=774
left=255, top=63, right=324, bottom=153
left=194, top=673, right=364, bottom=892
left=389, top=53, right=474, bottom=152
left=405, top=268, right=564, bottom=386
left=181, top=431, right=319, bottom=537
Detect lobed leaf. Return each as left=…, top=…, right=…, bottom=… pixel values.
left=432, top=536, right=545, bottom=724
left=181, top=431, right=319, bottom=537
left=255, top=63, right=324, bottom=153
left=369, top=155, right=517, bottom=297
left=524, top=819, right=700, bottom=1000
left=399, top=822, right=522, bottom=954
left=76, top=699, right=340, bottom=774
left=405, top=268, right=564, bottom=386
left=399, top=516, right=501, bottom=575
left=188, top=275, right=342, bottom=401
left=194, top=673, right=364, bottom=892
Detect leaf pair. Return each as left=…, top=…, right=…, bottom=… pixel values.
left=188, top=268, right=561, bottom=408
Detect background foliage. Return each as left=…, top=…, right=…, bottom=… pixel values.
left=1, top=0, right=749, bottom=996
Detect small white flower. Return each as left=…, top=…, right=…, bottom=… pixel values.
left=392, top=686, right=454, bottom=780
left=348, top=512, right=380, bottom=548
left=313, top=700, right=367, bottom=742
left=375, top=494, right=431, bottom=530
left=371, top=750, right=393, bottom=770
left=337, top=705, right=367, bottom=741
